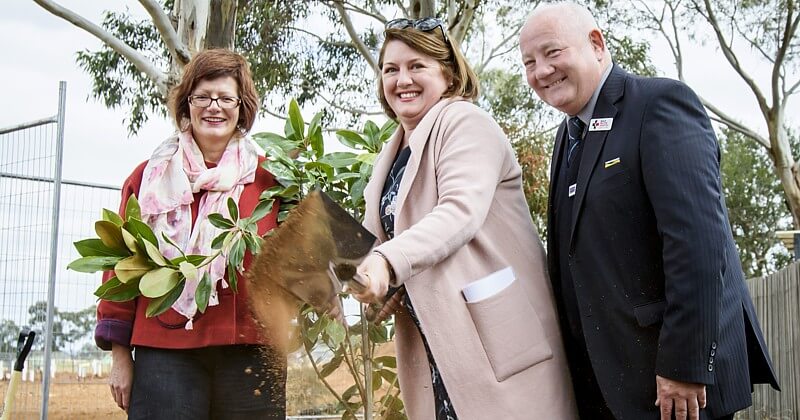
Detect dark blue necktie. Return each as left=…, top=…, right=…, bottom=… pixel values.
left=566, top=117, right=586, bottom=167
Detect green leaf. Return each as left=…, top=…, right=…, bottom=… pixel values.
left=308, top=112, right=324, bottom=158
left=121, top=228, right=140, bottom=254
left=95, top=220, right=126, bottom=252
left=356, top=152, right=377, bottom=166
left=288, top=98, right=305, bottom=141
left=334, top=172, right=362, bottom=182
left=229, top=238, right=246, bottom=269
left=325, top=320, right=346, bottom=348
left=143, top=240, right=169, bottom=267
left=336, top=129, right=367, bottom=149
left=114, top=253, right=153, bottom=283
left=373, top=355, right=397, bottom=369
left=208, top=213, right=235, bottom=229
left=244, top=234, right=261, bottom=255
left=211, top=231, right=228, bottom=250
left=276, top=184, right=300, bottom=199
left=379, top=368, right=397, bottom=383
left=319, top=352, right=343, bottom=378
left=350, top=178, right=367, bottom=207
left=250, top=199, right=274, bottom=223
left=94, top=276, right=123, bottom=298
left=74, top=238, right=124, bottom=257
left=342, top=384, right=360, bottom=402
left=125, top=218, right=158, bottom=246
left=227, top=260, right=239, bottom=293
left=67, top=256, right=123, bottom=273
left=372, top=370, right=383, bottom=391
left=227, top=197, right=239, bottom=222
left=161, top=233, right=186, bottom=258
left=363, top=120, right=380, bottom=147
left=178, top=261, right=198, bottom=282
left=195, top=272, right=212, bottom=313
left=262, top=159, right=299, bottom=186
left=145, top=279, right=185, bottom=317
left=125, top=194, right=141, bottom=221
left=95, top=277, right=141, bottom=302
left=378, top=119, right=399, bottom=147
left=320, top=152, right=359, bottom=168
left=102, top=209, right=124, bottom=226
left=304, top=161, right=334, bottom=180
left=170, top=254, right=206, bottom=266
left=251, top=132, right=296, bottom=156
left=139, top=267, right=181, bottom=298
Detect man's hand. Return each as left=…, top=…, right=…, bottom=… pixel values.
left=109, top=343, right=134, bottom=412
left=655, top=375, right=706, bottom=420
left=353, top=253, right=391, bottom=304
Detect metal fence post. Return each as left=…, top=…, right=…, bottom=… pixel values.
left=41, top=81, right=66, bottom=420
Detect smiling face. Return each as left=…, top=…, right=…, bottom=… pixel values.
left=188, top=76, right=240, bottom=147
left=381, top=39, right=450, bottom=132
left=519, top=9, right=607, bottom=116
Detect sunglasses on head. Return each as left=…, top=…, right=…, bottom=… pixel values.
left=386, top=17, right=449, bottom=43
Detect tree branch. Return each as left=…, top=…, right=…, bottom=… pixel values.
left=333, top=0, right=379, bottom=74
left=696, top=0, right=770, bottom=119
left=701, top=97, right=771, bottom=149
left=449, top=0, right=479, bottom=46
left=772, top=4, right=800, bottom=111
left=476, top=22, right=523, bottom=73
left=32, top=0, right=169, bottom=96
left=341, top=0, right=386, bottom=23
left=288, top=26, right=352, bottom=48
left=138, top=0, right=191, bottom=65
left=318, top=93, right=384, bottom=116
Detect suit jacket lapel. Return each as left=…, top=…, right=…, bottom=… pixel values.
left=547, top=121, right=567, bottom=257
left=569, top=65, right=626, bottom=247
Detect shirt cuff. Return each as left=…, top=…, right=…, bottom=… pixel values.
left=95, top=319, right=133, bottom=350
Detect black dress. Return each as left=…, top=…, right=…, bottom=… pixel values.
left=379, top=146, right=458, bottom=420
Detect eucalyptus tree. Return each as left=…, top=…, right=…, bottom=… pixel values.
left=628, top=0, right=800, bottom=226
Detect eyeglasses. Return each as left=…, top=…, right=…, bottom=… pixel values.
left=188, top=95, right=241, bottom=109
left=386, top=17, right=449, bottom=43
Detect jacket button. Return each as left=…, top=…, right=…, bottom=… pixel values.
left=709, top=357, right=714, bottom=364
left=710, top=349, right=716, bottom=357
left=711, top=342, right=717, bottom=350
left=708, top=364, right=714, bottom=372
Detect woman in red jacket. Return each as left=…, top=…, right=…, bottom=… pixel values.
left=95, top=49, right=285, bottom=419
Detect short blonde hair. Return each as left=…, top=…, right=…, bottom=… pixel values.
left=377, top=26, right=479, bottom=120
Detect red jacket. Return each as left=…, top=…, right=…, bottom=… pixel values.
left=95, top=157, right=279, bottom=350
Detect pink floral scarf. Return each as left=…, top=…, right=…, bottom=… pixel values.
left=139, top=130, right=258, bottom=329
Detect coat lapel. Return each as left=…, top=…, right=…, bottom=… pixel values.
left=363, top=127, right=403, bottom=243
left=569, top=65, right=626, bottom=247
left=393, top=97, right=462, bottom=224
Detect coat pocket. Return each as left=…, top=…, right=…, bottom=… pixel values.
left=465, top=279, right=553, bottom=382
left=633, top=299, right=666, bottom=327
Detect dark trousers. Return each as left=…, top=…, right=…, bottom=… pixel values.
left=128, top=345, right=286, bottom=420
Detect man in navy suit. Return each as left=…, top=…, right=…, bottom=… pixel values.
left=519, top=3, right=779, bottom=419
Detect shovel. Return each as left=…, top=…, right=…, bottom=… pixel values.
left=247, top=190, right=378, bottom=347
left=1, top=330, right=36, bottom=420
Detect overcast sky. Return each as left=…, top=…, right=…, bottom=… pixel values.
left=2, top=1, right=797, bottom=187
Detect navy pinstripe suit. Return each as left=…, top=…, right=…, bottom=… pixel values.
left=546, top=65, right=780, bottom=419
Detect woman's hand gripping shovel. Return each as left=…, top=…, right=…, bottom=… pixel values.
left=1, top=330, right=36, bottom=420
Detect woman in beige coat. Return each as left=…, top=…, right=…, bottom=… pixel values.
left=353, top=18, right=577, bottom=419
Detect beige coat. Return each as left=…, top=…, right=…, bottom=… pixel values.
left=364, top=98, right=578, bottom=420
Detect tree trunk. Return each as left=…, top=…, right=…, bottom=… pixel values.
left=409, top=0, right=435, bottom=18
left=768, top=110, right=800, bottom=228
